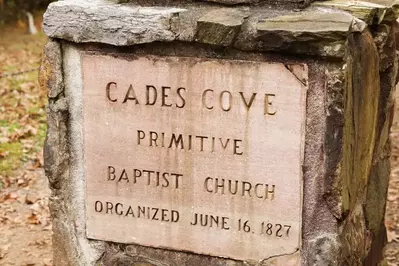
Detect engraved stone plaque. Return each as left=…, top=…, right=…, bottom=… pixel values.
left=83, top=55, right=307, bottom=261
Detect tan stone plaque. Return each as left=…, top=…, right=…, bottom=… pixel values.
left=83, top=54, right=306, bottom=261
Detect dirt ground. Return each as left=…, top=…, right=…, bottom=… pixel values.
left=384, top=92, right=399, bottom=264
left=0, top=21, right=52, bottom=266
left=0, top=167, right=52, bottom=265
left=0, top=24, right=398, bottom=266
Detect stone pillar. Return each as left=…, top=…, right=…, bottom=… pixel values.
left=40, top=0, right=398, bottom=265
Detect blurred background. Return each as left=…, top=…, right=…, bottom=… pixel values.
left=1, top=1, right=52, bottom=265
left=0, top=1, right=398, bottom=265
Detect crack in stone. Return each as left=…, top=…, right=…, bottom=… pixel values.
left=257, top=249, right=299, bottom=265
left=284, top=64, right=308, bottom=87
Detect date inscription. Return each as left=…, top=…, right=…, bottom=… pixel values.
left=94, top=200, right=292, bottom=237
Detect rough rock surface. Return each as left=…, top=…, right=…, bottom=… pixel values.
left=313, top=0, right=397, bottom=25
left=42, top=0, right=379, bottom=58
left=196, top=9, right=249, bottom=46
left=201, top=0, right=259, bottom=4
left=39, top=41, right=63, bottom=98
left=117, top=0, right=312, bottom=7
left=256, top=11, right=363, bottom=57
left=43, top=0, right=185, bottom=46
left=41, top=0, right=399, bottom=265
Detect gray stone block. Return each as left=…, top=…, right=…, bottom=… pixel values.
left=43, top=0, right=185, bottom=46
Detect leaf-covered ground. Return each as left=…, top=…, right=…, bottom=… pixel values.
left=385, top=93, right=399, bottom=264
left=0, top=19, right=398, bottom=266
left=0, top=22, right=52, bottom=265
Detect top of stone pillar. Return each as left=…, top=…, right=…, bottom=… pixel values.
left=42, top=0, right=399, bottom=58
left=115, top=0, right=312, bottom=7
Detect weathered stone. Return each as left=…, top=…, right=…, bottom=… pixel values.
left=257, top=12, right=353, bottom=38
left=42, top=0, right=399, bottom=59
left=101, top=241, right=299, bottom=266
left=340, top=205, right=372, bottom=265
left=201, top=0, right=259, bottom=4
left=42, top=40, right=396, bottom=265
left=115, top=0, right=313, bottom=7
left=42, top=44, right=106, bottom=266
left=362, top=23, right=396, bottom=264
left=39, top=40, right=63, bottom=99
left=43, top=0, right=185, bottom=46
left=373, top=24, right=392, bottom=71
left=40, top=0, right=398, bottom=265
left=393, top=0, right=399, bottom=16
left=374, top=103, right=394, bottom=161
left=300, top=63, right=340, bottom=265
left=256, top=11, right=364, bottom=57
left=84, top=55, right=304, bottom=261
left=285, top=64, right=308, bottom=86
left=305, top=234, right=340, bottom=266
left=43, top=98, right=70, bottom=265
left=196, top=9, right=249, bottom=46
left=43, top=113, right=66, bottom=201
left=313, top=0, right=397, bottom=25
left=365, top=158, right=390, bottom=237
left=338, top=30, right=382, bottom=265
left=342, top=30, right=380, bottom=211
left=172, top=8, right=209, bottom=43
left=323, top=67, right=345, bottom=220
left=368, top=0, right=396, bottom=6
left=373, top=23, right=397, bottom=161
left=364, top=223, right=387, bottom=266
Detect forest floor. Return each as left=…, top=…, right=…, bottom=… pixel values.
left=0, top=21, right=398, bottom=266
left=0, top=23, right=52, bottom=265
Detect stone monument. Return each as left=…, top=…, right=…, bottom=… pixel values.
left=40, top=0, right=398, bottom=265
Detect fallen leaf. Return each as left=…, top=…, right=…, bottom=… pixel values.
left=25, top=191, right=40, bottom=205
left=37, top=150, right=44, bottom=167
left=0, top=243, right=11, bottom=259
left=5, top=191, right=19, bottom=200
left=19, top=82, right=35, bottom=90
left=27, top=213, right=40, bottom=225
left=43, top=258, right=52, bottom=266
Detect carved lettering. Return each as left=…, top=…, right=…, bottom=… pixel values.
left=108, top=166, right=116, bottom=181
left=95, top=201, right=103, bottom=212
left=85, top=57, right=306, bottom=261
left=204, top=177, right=275, bottom=200
left=161, top=86, right=172, bottom=107
left=190, top=212, right=230, bottom=230
left=123, top=84, right=139, bottom=104
left=176, top=87, right=186, bottom=108
left=94, top=201, right=180, bottom=222
left=137, top=130, right=244, bottom=155
left=169, top=134, right=184, bottom=149
left=106, top=82, right=117, bottom=102
left=146, top=85, right=157, bottom=105
left=107, top=166, right=182, bottom=189
left=219, top=90, right=232, bottom=112
left=239, top=92, right=257, bottom=111
left=264, top=93, right=276, bottom=115
left=202, top=89, right=214, bottom=110
left=105, top=82, right=279, bottom=118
